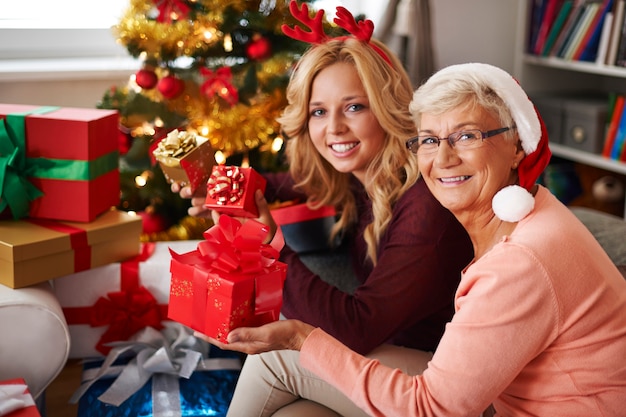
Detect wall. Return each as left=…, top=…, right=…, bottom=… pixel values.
left=0, top=0, right=523, bottom=108
left=430, top=0, right=522, bottom=74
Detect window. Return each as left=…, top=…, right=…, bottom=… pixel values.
left=0, top=1, right=384, bottom=69
left=0, top=0, right=129, bottom=59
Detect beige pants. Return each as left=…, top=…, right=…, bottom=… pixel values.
left=225, top=344, right=433, bottom=417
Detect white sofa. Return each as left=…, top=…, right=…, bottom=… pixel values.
left=0, top=281, right=70, bottom=411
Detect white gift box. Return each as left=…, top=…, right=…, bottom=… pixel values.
left=53, top=240, right=200, bottom=358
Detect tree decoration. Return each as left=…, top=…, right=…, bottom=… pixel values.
left=135, top=67, right=158, bottom=89
left=98, top=0, right=346, bottom=240
left=153, top=0, right=191, bottom=23
left=157, top=74, right=185, bottom=99
left=246, top=34, right=273, bottom=61
left=200, top=67, right=238, bottom=106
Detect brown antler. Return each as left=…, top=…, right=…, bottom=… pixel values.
left=281, top=1, right=328, bottom=44
left=333, top=6, right=374, bottom=42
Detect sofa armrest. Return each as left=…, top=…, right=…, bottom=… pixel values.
left=0, top=282, right=70, bottom=399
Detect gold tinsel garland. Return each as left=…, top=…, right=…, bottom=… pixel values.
left=141, top=215, right=214, bottom=242
left=114, top=0, right=299, bottom=156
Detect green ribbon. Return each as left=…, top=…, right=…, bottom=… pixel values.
left=0, top=107, right=59, bottom=219
left=26, top=151, right=118, bottom=181
left=0, top=106, right=117, bottom=219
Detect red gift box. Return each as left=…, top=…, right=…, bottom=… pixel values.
left=168, top=215, right=287, bottom=342
left=0, top=378, right=41, bottom=417
left=0, top=103, right=119, bottom=222
left=204, top=165, right=267, bottom=218
left=271, top=203, right=337, bottom=253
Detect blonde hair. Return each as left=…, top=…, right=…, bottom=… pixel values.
left=278, top=38, right=419, bottom=264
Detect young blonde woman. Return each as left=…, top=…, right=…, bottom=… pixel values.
left=175, top=3, right=473, bottom=415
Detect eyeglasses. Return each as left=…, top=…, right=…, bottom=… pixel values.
left=405, top=127, right=512, bottom=155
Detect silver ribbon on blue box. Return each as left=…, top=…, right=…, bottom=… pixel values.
left=71, top=321, right=242, bottom=417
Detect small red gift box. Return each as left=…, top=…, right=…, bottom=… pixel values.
left=204, top=165, right=267, bottom=218
left=271, top=203, right=337, bottom=253
left=168, top=215, right=287, bottom=342
left=0, top=104, right=119, bottom=222
left=152, top=129, right=215, bottom=193
left=0, top=378, right=41, bottom=417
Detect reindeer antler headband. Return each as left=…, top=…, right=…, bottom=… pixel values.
left=281, top=1, right=393, bottom=66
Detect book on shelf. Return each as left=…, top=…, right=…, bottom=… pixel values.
left=534, top=0, right=567, bottom=54
left=602, top=94, right=625, bottom=157
left=541, top=0, right=575, bottom=55
left=562, top=2, right=601, bottom=60
left=594, top=10, right=614, bottom=63
left=530, top=0, right=550, bottom=52
left=573, top=0, right=614, bottom=61
left=614, top=3, right=626, bottom=65
left=554, top=1, right=592, bottom=56
left=606, top=0, right=625, bottom=64
left=609, top=98, right=626, bottom=159
left=548, top=0, right=586, bottom=55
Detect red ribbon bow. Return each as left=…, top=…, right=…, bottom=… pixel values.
left=200, top=67, right=239, bottom=106
left=171, top=214, right=279, bottom=275
left=154, top=0, right=191, bottom=23
left=207, top=165, right=245, bottom=206
left=90, top=286, right=164, bottom=355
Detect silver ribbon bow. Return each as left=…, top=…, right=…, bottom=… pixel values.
left=70, top=321, right=241, bottom=417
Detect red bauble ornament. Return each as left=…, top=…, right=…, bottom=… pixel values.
left=135, top=68, right=158, bottom=89
left=246, top=36, right=272, bottom=61
left=157, top=74, right=185, bottom=99
left=137, top=209, right=170, bottom=234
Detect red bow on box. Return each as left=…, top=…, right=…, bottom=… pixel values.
left=170, top=214, right=283, bottom=315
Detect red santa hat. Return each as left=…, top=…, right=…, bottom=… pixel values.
left=429, top=63, right=552, bottom=222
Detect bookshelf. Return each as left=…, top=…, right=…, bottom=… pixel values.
left=516, top=0, right=626, bottom=217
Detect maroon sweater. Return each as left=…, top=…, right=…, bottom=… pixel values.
left=264, top=173, right=473, bottom=355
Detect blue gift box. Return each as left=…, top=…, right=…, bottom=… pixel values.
left=72, top=324, right=242, bottom=417
left=77, top=359, right=240, bottom=417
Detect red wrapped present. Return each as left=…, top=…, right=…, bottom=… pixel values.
left=168, top=215, right=287, bottom=342
left=204, top=165, right=267, bottom=218
left=0, top=104, right=120, bottom=222
left=0, top=378, right=41, bottom=417
left=53, top=240, right=200, bottom=358
left=0, top=209, right=142, bottom=289
left=271, top=203, right=337, bottom=253
left=152, top=129, right=215, bottom=193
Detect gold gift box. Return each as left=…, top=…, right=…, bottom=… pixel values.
left=0, top=209, right=142, bottom=288
left=153, top=129, right=215, bottom=193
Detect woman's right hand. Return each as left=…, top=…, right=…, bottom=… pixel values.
left=194, top=319, right=315, bottom=355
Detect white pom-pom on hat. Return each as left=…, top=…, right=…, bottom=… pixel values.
left=428, top=63, right=552, bottom=222
left=492, top=185, right=535, bottom=222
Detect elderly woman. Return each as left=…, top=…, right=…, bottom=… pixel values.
left=200, top=63, right=626, bottom=416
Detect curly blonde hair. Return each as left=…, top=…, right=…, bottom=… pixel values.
left=277, top=38, right=419, bottom=264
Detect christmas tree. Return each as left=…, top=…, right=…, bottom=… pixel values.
left=98, top=0, right=339, bottom=241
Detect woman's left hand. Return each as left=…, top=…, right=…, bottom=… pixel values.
left=194, top=319, right=315, bottom=355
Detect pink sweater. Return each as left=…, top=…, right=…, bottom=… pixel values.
left=300, top=186, right=626, bottom=416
